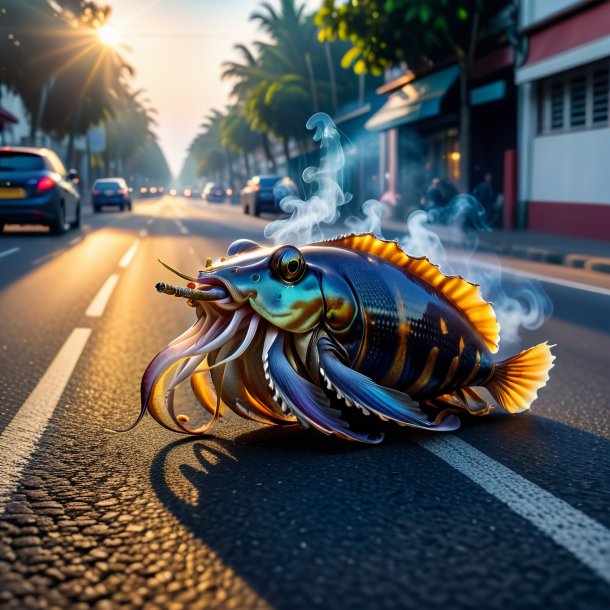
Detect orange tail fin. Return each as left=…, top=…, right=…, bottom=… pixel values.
left=484, top=342, right=555, bottom=413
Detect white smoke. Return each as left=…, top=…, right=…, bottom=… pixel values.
left=264, top=113, right=552, bottom=352
left=400, top=200, right=553, bottom=353
left=264, top=113, right=351, bottom=246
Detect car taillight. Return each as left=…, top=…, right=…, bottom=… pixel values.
left=37, top=177, right=55, bottom=192
left=117, top=188, right=127, bottom=194
left=92, top=189, right=101, bottom=195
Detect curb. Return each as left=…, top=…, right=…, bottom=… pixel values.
left=378, top=222, right=610, bottom=276
left=476, top=242, right=610, bottom=275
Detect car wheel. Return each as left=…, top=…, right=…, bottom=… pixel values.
left=253, top=203, right=260, bottom=217
left=119, top=204, right=125, bottom=212
left=243, top=204, right=249, bottom=215
left=70, top=203, right=81, bottom=230
left=50, top=204, right=67, bottom=235
left=0, top=224, right=4, bottom=233
left=93, top=205, right=101, bottom=213
left=127, top=201, right=132, bottom=212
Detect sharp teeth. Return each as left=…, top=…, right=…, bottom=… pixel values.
left=326, top=379, right=332, bottom=390
left=264, top=372, right=270, bottom=380
left=397, top=422, right=408, bottom=427
left=344, top=398, right=353, bottom=407
left=336, top=389, right=343, bottom=399
left=273, top=391, right=279, bottom=401
left=378, top=414, right=389, bottom=421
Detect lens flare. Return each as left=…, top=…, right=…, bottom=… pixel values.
left=98, top=24, right=119, bottom=47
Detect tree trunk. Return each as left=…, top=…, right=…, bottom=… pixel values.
left=304, top=52, right=319, bottom=113
left=243, top=152, right=251, bottom=177
left=282, top=139, right=291, bottom=172
left=458, top=62, right=471, bottom=193
left=261, top=133, right=277, bottom=172
left=324, top=43, right=338, bottom=113
left=66, top=101, right=82, bottom=169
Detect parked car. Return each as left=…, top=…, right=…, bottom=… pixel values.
left=241, top=175, right=297, bottom=216
left=203, top=182, right=226, bottom=203
left=92, top=177, right=131, bottom=212
left=0, top=146, right=81, bottom=234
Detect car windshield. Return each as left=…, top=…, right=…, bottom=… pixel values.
left=0, top=153, right=45, bottom=171
left=95, top=181, right=121, bottom=189
left=259, top=177, right=280, bottom=187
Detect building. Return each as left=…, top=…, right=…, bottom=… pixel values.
left=366, top=47, right=516, bottom=223
left=516, top=0, right=610, bottom=240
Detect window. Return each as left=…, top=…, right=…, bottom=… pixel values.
left=550, top=82, right=564, bottom=129
left=537, top=61, right=609, bottom=135
left=593, top=68, right=609, bottom=124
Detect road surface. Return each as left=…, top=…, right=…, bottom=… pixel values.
left=0, top=196, right=608, bottom=610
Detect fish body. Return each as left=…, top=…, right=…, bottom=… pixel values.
left=300, top=245, right=494, bottom=398
left=140, top=234, right=555, bottom=443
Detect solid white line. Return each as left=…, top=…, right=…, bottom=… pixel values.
left=0, top=247, right=20, bottom=259
left=86, top=274, right=119, bottom=317
left=0, top=328, right=91, bottom=512
left=473, top=260, right=610, bottom=297
left=119, top=240, right=140, bottom=268
left=418, top=436, right=610, bottom=584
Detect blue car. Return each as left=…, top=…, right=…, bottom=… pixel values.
left=92, top=177, right=132, bottom=212
left=0, top=146, right=81, bottom=235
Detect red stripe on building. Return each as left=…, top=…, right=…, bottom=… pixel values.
left=527, top=2, right=610, bottom=64
left=528, top=201, right=610, bottom=241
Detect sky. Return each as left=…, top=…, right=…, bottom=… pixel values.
left=109, top=0, right=315, bottom=177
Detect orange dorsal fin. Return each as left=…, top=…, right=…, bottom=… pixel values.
left=318, top=233, right=500, bottom=353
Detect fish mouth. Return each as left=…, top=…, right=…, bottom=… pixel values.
left=139, top=278, right=294, bottom=435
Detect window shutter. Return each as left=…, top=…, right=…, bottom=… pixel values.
left=592, top=68, right=609, bottom=124
left=569, top=75, right=587, bottom=127
left=550, top=82, right=564, bottom=130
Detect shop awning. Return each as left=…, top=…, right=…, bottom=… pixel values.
left=0, top=106, right=18, bottom=125
left=365, top=65, right=459, bottom=132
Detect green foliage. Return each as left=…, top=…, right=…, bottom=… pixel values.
left=315, top=0, right=510, bottom=74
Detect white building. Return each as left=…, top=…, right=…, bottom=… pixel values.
left=516, top=0, right=610, bottom=240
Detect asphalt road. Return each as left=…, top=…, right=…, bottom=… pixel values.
left=0, top=196, right=608, bottom=610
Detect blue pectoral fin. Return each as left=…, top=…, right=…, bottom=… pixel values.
left=317, top=337, right=460, bottom=432
left=266, top=333, right=383, bottom=444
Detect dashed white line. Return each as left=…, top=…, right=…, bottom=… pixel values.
left=0, top=328, right=92, bottom=512
left=139, top=228, right=148, bottom=237
left=175, top=219, right=189, bottom=235
left=418, top=435, right=610, bottom=584
left=0, top=247, right=20, bottom=259
left=68, top=236, right=82, bottom=246
left=146, top=218, right=154, bottom=225
left=86, top=274, right=119, bottom=317
left=119, top=240, right=140, bottom=268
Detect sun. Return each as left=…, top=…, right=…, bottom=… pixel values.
left=98, top=24, right=119, bottom=47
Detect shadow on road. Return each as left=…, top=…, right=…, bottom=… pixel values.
left=149, top=416, right=610, bottom=609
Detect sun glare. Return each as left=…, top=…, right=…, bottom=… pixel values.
left=98, top=24, right=119, bottom=47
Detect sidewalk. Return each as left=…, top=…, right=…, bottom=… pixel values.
left=379, top=219, right=610, bottom=275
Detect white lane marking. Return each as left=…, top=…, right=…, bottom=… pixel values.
left=473, top=260, right=610, bottom=297
left=0, top=328, right=91, bottom=512
left=0, top=247, right=20, bottom=259
left=85, top=274, right=119, bottom=317
left=139, top=228, right=148, bottom=237
left=68, top=236, right=82, bottom=246
left=418, top=436, right=610, bottom=584
left=175, top=219, right=189, bottom=235
left=119, top=240, right=140, bottom=268
left=146, top=218, right=154, bottom=225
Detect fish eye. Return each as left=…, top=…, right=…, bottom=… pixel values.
left=272, top=246, right=306, bottom=283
